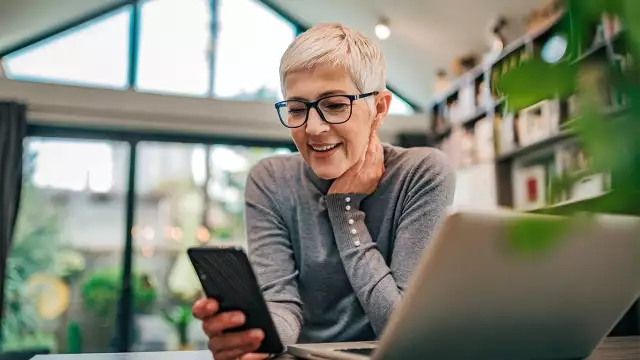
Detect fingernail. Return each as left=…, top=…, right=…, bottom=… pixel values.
left=206, top=302, right=217, bottom=313
left=250, top=329, right=264, bottom=339
left=234, top=313, right=245, bottom=323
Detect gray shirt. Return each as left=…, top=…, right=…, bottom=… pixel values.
left=244, top=144, right=455, bottom=345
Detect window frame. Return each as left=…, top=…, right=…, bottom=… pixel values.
left=0, top=0, right=422, bottom=112
left=1, top=5, right=133, bottom=90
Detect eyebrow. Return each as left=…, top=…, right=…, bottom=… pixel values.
left=287, top=89, right=348, bottom=101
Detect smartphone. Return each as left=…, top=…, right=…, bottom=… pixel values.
left=187, top=246, right=284, bottom=355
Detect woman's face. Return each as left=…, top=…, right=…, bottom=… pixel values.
left=283, top=64, right=389, bottom=180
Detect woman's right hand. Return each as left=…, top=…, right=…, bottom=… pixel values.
left=193, top=298, right=268, bottom=360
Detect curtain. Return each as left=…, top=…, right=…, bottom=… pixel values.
left=0, top=101, right=27, bottom=335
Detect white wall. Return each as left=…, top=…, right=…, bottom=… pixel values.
left=0, top=79, right=429, bottom=143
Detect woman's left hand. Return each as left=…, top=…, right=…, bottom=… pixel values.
left=328, top=125, right=385, bottom=195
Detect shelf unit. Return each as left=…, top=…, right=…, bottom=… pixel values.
left=427, top=10, right=639, bottom=337
left=428, top=14, right=632, bottom=212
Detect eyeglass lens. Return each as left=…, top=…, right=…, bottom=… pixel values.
left=278, top=95, right=353, bottom=128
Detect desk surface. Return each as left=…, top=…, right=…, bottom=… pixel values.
left=32, top=336, right=640, bottom=360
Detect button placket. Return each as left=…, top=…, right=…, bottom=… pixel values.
left=345, top=196, right=359, bottom=247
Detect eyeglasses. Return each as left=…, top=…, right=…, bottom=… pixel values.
left=274, top=91, right=379, bottom=128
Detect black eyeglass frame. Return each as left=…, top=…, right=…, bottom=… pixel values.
left=274, top=91, right=379, bottom=128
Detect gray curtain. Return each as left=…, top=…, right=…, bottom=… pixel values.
left=0, top=101, right=27, bottom=333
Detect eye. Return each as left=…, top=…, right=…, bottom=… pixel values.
left=322, top=101, right=349, bottom=112
left=288, top=107, right=306, bottom=116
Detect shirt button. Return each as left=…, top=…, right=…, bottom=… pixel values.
left=351, top=229, right=357, bottom=235
left=354, top=240, right=361, bottom=247
left=348, top=219, right=354, bottom=225
left=345, top=205, right=351, bottom=211
left=345, top=197, right=351, bottom=203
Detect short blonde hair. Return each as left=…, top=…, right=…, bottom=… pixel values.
left=279, top=23, right=386, bottom=97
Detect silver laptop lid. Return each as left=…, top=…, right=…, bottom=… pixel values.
left=374, top=210, right=640, bottom=360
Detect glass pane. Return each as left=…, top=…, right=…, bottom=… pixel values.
left=3, top=8, right=131, bottom=89
left=389, top=91, right=416, bottom=116
left=136, top=0, right=211, bottom=97
left=132, top=142, right=291, bottom=351
left=214, top=0, right=296, bottom=102
left=1, top=138, right=129, bottom=354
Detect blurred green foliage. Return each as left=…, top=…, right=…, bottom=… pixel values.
left=163, top=305, right=192, bottom=347
left=506, top=216, right=572, bottom=256
left=1, top=149, right=61, bottom=351
left=81, top=268, right=157, bottom=319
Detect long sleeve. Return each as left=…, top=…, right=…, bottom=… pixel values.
left=325, top=150, right=455, bottom=335
left=244, top=159, right=303, bottom=346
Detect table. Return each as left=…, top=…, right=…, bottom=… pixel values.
left=31, top=336, right=640, bottom=360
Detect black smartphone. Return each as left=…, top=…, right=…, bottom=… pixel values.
left=187, top=246, right=284, bottom=355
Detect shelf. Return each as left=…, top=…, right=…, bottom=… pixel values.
left=434, top=107, right=489, bottom=139
left=429, top=66, right=486, bottom=107
left=530, top=191, right=640, bottom=216
left=434, top=100, right=506, bottom=140
left=571, top=31, right=625, bottom=65
left=429, top=12, right=566, bottom=109
left=496, top=130, right=575, bottom=162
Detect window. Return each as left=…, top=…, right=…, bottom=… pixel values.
left=2, top=138, right=129, bottom=354
left=136, top=0, right=212, bottom=97
left=31, top=140, right=114, bottom=193
left=131, top=142, right=291, bottom=351
left=214, top=0, right=296, bottom=101
left=2, top=7, right=131, bottom=89
left=388, top=91, right=416, bottom=116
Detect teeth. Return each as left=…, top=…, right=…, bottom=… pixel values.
left=312, top=144, right=338, bottom=151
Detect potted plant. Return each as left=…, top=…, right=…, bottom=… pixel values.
left=163, top=305, right=194, bottom=350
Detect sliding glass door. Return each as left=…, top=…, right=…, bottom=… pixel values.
left=2, top=137, right=129, bottom=353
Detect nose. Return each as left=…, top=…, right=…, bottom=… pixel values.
left=305, top=107, right=330, bottom=136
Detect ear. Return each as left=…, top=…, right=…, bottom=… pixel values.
left=373, top=90, right=392, bottom=129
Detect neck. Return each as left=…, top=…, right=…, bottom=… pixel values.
left=304, top=162, right=334, bottom=194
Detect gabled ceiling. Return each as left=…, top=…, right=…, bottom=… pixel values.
left=0, top=0, right=541, bottom=107
left=0, top=0, right=125, bottom=53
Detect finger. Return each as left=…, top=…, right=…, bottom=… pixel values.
left=202, top=311, right=246, bottom=337
left=192, top=298, right=219, bottom=320
left=211, top=329, right=263, bottom=353
left=241, top=353, right=270, bottom=360
left=214, top=347, right=249, bottom=360
left=216, top=347, right=261, bottom=360
left=364, top=134, right=382, bottom=168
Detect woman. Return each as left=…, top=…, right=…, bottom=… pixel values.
left=192, top=23, right=455, bottom=360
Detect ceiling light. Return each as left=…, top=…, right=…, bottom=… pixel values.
left=375, top=18, right=390, bottom=40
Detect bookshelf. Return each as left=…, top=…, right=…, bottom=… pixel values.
left=428, top=13, right=632, bottom=213
left=427, top=7, right=639, bottom=337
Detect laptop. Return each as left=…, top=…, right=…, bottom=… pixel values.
left=287, top=209, right=640, bottom=360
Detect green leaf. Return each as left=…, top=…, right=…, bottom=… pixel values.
left=506, top=217, right=572, bottom=255
left=495, top=59, right=578, bottom=113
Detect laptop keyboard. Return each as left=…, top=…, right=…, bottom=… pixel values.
left=337, top=348, right=375, bottom=356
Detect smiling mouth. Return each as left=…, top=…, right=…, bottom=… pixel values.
left=310, top=143, right=341, bottom=152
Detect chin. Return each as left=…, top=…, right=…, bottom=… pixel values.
left=312, top=166, right=344, bottom=180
